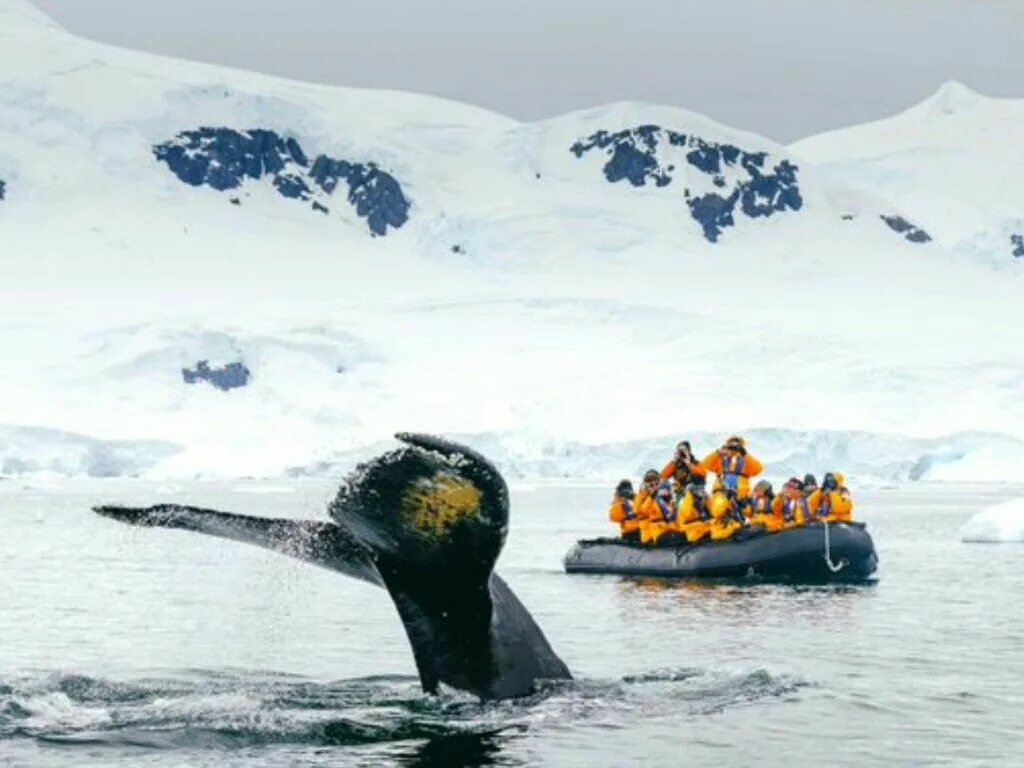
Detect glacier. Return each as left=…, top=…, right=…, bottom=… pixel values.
left=1, top=0, right=1023, bottom=483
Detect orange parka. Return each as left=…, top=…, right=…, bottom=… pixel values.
left=633, top=489, right=657, bottom=520
left=660, top=459, right=708, bottom=482
left=807, top=487, right=854, bottom=523
left=675, top=490, right=713, bottom=543
left=608, top=498, right=640, bottom=535
left=772, top=494, right=810, bottom=527
left=746, top=494, right=772, bottom=519
left=699, top=449, right=764, bottom=499
left=748, top=494, right=782, bottom=531
left=635, top=485, right=677, bottom=544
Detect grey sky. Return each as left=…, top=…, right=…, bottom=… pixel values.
left=32, top=0, right=1024, bottom=142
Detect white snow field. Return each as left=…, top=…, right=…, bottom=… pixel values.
left=961, top=498, right=1024, bottom=543
left=1, top=0, right=1022, bottom=481
left=791, top=80, right=1024, bottom=267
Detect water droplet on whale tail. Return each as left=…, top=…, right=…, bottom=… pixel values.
left=331, top=433, right=569, bottom=699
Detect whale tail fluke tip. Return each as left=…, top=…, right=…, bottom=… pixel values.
left=93, top=504, right=164, bottom=526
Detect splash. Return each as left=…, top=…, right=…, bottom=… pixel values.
left=0, top=667, right=808, bottom=764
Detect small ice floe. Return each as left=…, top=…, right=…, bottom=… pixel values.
left=960, top=498, right=1024, bottom=543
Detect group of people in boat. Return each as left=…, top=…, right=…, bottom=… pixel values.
left=608, top=436, right=855, bottom=546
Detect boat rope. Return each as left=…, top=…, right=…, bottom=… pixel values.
left=822, top=521, right=849, bottom=574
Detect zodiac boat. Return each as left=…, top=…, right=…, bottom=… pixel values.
left=563, top=522, right=878, bottom=582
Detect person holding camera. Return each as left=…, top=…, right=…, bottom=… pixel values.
left=608, top=479, right=641, bottom=542
left=807, top=472, right=854, bottom=523
left=699, top=434, right=762, bottom=500
left=772, top=477, right=810, bottom=528
left=694, top=436, right=762, bottom=540
left=673, top=476, right=714, bottom=544
left=659, top=440, right=705, bottom=483
left=635, top=470, right=679, bottom=545
left=747, top=480, right=778, bottom=531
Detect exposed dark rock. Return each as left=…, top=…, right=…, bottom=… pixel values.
left=181, top=360, right=251, bottom=391
left=308, top=156, right=410, bottom=237
left=570, top=125, right=802, bottom=242
left=881, top=215, right=931, bottom=243
left=153, top=128, right=410, bottom=236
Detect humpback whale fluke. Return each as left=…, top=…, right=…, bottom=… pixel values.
left=92, top=434, right=571, bottom=700
left=92, top=503, right=380, bottom=585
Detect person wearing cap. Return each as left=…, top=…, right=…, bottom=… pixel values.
left=635, top=469, right=677, bottom=544
left=660, top=440, right=706, bottom=483
left=608, top=479, right=641, bottom=542
left=772, top=477, right=810, bottom=528
left=747, top=479, right=779, bottom=531
left=674, top=477, right=713, bottom=543
left=807, top=472, right=854, bottom=523
left=699, top=436, right=764, bottom=496
left=699, top=436, right=764, bottom=524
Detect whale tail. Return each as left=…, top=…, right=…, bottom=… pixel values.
left=91, top=504, right=380, bottom=586
left=91, top=434, right=570, bottom=700
left=332, top=433, right=569, bottom=698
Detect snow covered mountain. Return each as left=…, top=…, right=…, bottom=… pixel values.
left=791, top=81, right=1024, bottom=269
left=2, top=0, right=1022, bottom=481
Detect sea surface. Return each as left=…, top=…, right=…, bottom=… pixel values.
left=2, top=478, right=1023, bottom=767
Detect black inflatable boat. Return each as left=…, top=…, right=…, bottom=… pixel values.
left=563, top=522, right=878, bottom=582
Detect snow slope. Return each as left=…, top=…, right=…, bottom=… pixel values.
left=2, top=0, right=1023, bottom=480
left=791, top=81, right=1024, bottom=267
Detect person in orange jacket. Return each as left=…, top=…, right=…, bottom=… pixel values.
left=699, top=436, right=764, bottom=498
left=708, top=492, right=745, bottom=541
left=635, top=469, right=677, bottom=544
left=634, top=469, right=660, bottom=518
left=669, top=462, right=701, bottom=508
left=608, top=479, right=640, bottom=542
left=700, top=436, right=763, bottom=531
left=674, top=477, right=713, bottom=543
left=772, top=477, right=810, bottom=528
left=747, top=480, right=780, bottom=531
left=807, top=472, right=854, bottom=523
left=660, top=440, right=706, bottom=483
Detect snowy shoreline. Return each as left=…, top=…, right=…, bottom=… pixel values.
left=4, top=422, right=1023, bottom=484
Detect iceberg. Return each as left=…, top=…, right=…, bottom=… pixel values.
left=960, top=499, right=1024, bottom=543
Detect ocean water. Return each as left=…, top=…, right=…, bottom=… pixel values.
left=1, top=479, right=1023, bottom=767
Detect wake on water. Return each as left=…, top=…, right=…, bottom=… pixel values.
left=0, top=667, right=807, bottom=759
